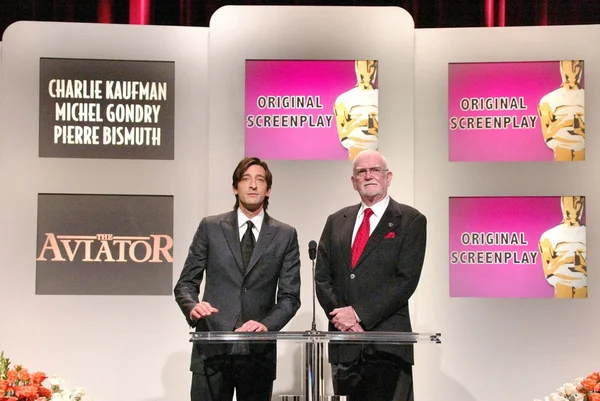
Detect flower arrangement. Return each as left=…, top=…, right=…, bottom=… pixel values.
left=0, top=351, right=90, bottom=401
left=535, top=372, right=600, bottom=401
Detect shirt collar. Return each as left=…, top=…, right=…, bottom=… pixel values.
left=237, top=209, right=264, bottom=233
left=359, top=195, right=390, bottom=218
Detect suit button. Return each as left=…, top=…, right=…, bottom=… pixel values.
left=243, top=287, right=248, bottom=292
left=350, top=274, right=355, bottom=279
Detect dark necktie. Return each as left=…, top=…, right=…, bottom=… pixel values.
left=241, top=220, right=255, bottom=270
left=351, top=208, right=373, bottom=268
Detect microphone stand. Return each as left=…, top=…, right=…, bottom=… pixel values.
left=310, top=256, right=317, bottom=334
left=307, top=239, right=318, bottom=334
left=305, top=241, right=323, bottom=401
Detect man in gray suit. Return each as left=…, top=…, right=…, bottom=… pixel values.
left=175, top=157, right=301, bottom=401
left=315, top=149, right=427, bottom=401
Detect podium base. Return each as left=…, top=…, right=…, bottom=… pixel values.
left=280, top=396, right=347, bottom=401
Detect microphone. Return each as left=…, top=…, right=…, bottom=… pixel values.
left=308, top=240, right=317, bottom=260
left=308, top=240, right=318, bottom=332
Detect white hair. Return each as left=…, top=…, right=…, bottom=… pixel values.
left=352, top=149, right=388, bottom=170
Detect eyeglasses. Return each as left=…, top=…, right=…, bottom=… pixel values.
left=354, top=167, right=388, bottom=178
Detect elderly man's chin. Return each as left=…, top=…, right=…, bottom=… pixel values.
left=359, top=188, right=381, bottom=198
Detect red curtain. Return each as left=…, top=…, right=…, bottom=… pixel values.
left=2, top=0, right=600, bottom=37
left=98, top=0, right=113, bottom=23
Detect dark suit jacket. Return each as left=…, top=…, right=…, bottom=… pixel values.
left=315, top=198, right=426, bottom=365
left=174, top=210, right=301, bottom=378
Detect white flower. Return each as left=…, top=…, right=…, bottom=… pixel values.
left=71, top=387, right=85, bottom=401
left=51, top=393, right=70, bottom=401
left=43, top=375, right=88, bottom=401
left=536, top=375, right=594, bottom=401
left=47, top=375, right=64, bottom=386
left=547, top=393, right=568, bottom=401
left=46, top=375, right=65, bottom=393
left=563, top=382, right=576, bottom=396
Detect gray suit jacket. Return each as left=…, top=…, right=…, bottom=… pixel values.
left=174, top=210, right=301, bottom=376
left=315, top=198, right=426, bottom=365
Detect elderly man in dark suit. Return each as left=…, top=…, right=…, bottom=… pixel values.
left=174, top=157, right=301, bottom=401
left=315, top=149, right=427, bottom=401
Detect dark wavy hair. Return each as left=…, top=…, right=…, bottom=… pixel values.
left=232, top=157, right=273, bottom=211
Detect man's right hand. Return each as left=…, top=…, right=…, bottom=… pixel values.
left=190, top=301, right=219, bottom=320
left=348, top=323, right=364, bottom=332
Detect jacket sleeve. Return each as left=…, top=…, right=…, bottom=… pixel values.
left=173, top=218, right=208, bottom=327
left=315, top=214, right=346, bottom=317
left=260, top=227, right=301, bottom=331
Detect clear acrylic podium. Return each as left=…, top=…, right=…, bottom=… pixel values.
left=190, top=330, right=441, bottom=401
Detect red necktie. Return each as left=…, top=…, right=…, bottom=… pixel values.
left=351, top=208, right=373, bottom=268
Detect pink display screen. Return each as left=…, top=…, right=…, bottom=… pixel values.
left=448, top=61, right=585, bottom=162
left=245, top=60, right=379, bottom=160
left=449, top=196, right=587, bottom=298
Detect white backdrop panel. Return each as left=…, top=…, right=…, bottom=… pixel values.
left=209, top=6, right=417, bottom=398
left=414, top=25, right=599, bottom=401
left=0, top=22, right=209, bottom=401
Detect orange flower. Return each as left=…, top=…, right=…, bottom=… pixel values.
left=590, top=372, right=600, bottom=382
left=588, top=393, right=600, bottom=401
left=16, top=368, right=30, bottom=382
left=4, top=396, right=18, bottom=401
left=32, top=371, right=46, bottom=385
left=38, top=386, right=52, bottom=398
left=6, top=369, right=17, bottom=384
left=0, top=379, right=8, bottom=392
left=582, top=377, right=597, bottom=392
left=14, top=384, right=38, bottom=398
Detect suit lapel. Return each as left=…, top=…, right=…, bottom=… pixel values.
left=246, top=215, right=278, bottom=275
left=221, top=213, right=245, bottom=273
left=354, top=200, right=403, bottom=269
left=342, top=205, right=361, bottom=271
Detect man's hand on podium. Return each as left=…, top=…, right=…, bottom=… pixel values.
left=190, top=301, right=219, bottom=320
